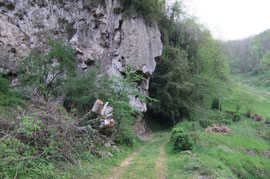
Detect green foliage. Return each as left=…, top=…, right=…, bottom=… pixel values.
left=171, top=129, right=195, bottom=151
left=0, top=75, right=24, bottom=107
left=124, top=64, right=146, bottom=83
left=171, top=122, right=199, bottom=151
left=148, top=45, right=195, bottom=124
left=95, top=0, right=164, bottom=22
left=0, top=137, right=55, bottom=179
left=19, top=41, right=77, bottom=101
left=265, top=117, right=270, bottom=125
left=0, top=104, right=94, bottom=178
left=211, top=98, right=220, bottom=110
left=225, top=29, right=270, bottom=91
left=232, top=113, right=241, bottom=122
left=17, top=114, right=42, bottom=137
left=0, top=75, right=9, bottom=93
left=196, top=109, right=232, bottom=128
left=63, top=68, right=97, bottom=113
left=148, top=3, right=230, bottom=125
left=121, top=0, right=164, bottom=22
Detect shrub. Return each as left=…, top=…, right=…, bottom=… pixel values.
left=19, top=41, right=77, bottom=101
left=232, top=113, right=241, bottom=122
left=0, top=103, right=96, bottom=178
left=211, top=98, right=221, bottom=110
left=171, top=122, right=199, bottom=151
left=199, top=119, right=214, bottom=128
left=114, top=127, right=135, bottom=147
left=171, top=127, right=195, bottom=151
left=63, top=68, right=97, bottom=113
left=0, top=75, right=9, bottom=93
left=0, top=75, right=24, bottom=107
left=94, top=0, right=163, bottom=22
left=265, top=117, right=270, bottom=125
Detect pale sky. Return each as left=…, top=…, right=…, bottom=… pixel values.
left=171, top=0, right=270, bottom=40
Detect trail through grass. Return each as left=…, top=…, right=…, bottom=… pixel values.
left=120, top=132, right=169, bottom=179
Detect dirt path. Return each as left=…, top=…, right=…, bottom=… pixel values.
left=108, top=149, right=143, bottom=179
left=155, top=144, right=167, bottom=179
left=108, top=132, right=169, bottom=179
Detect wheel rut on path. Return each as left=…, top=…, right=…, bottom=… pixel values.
left=107, top=132, right=169, bottom=179
left=108, top=148, right=143, bottom=179
left=155, top=144, right=167, bottom=179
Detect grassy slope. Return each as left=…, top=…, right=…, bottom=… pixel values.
left=222, top=77, right=270, bottom=119
left=166, top=78, right=270, bottom=178
left=233, top=73, right=270, bottom=93
left=167, top=121, right=270, bottom=179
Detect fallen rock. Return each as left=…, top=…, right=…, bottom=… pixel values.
left=112, top=145, right=120, bottom=153
left=106, top=152, right=114, bottom=157
left=180, top=150, right=192, bottom=155
left=247, top=150, right=255, bottom=155
left=93, top=151, right=114, bottom=158
left=93, top=151, right=106, bottom=158
left=104, top=142, right=111, bottom=148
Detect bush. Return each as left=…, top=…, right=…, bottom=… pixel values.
left=94, top=0, right=163, bottom=22
left=114, top=127, right=135, bottom=147
left=211, top=98, right=221, bottom=110
left=0, top=75, right=9, bottom=93
left=171, top=127, right=195, bottom=151
left=171, top=122, right=199, bottom=151
left=0, top=75, right=24, bottom=107
left=232, top=113, right=241, bottom=122
left=199, top=119, right=214, bottom=128
left=0, top=103, right=96, bottom=178
left=265, top=118, right=270, bottom=125
left=63, top=68, right=97, bottom=113
left=19, top=41, right=77, bottom=101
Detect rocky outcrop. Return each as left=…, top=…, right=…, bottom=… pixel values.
left=0, top=0, right=163, bottom=112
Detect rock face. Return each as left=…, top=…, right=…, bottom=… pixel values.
left=0, top=0, right=163, bottom=112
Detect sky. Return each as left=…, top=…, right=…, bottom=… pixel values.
left=170, top=0, right=270, bottom=40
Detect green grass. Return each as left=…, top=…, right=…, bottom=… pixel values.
left=194, top=145, right=270, bottom=178
left=121, top=132, right=168, bottom=179
left=200, top=120, right=270, bottom=152
left=55, top=143, right=142, bottom=178
left=166, top=142, right=235, bottom=179
left=233, top=73, right=270, bottom=94
left=166, top=119, right=270, bottom=178
left=222, top=79, right=270, bottom=118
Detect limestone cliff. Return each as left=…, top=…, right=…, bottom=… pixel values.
left=0, top=0, right=163, bottom=112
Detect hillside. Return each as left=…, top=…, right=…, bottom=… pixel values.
left=225, top=29, right=270, bottom=90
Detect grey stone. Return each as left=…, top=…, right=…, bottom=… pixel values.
left=106, top=152, right=114, bottom=157
left=104, top=142, right=111, bottom=148
left=112, top=145, right=120, bottom=153
left=180, top=150, right=192, bottom=155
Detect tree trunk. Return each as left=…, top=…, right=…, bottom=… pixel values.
left=91, top=99, right=104, bottom=113
left=99, top=119, right=115, bottom=129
